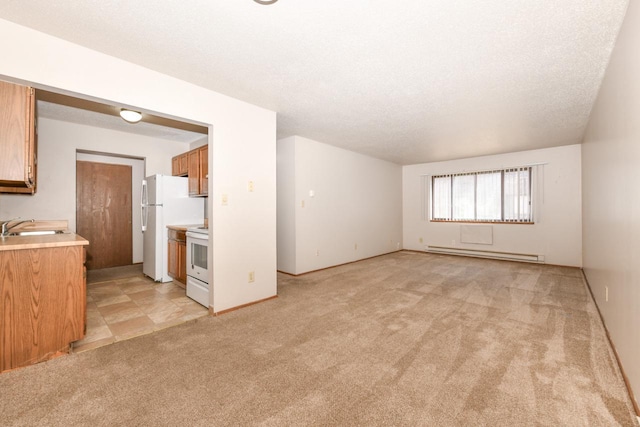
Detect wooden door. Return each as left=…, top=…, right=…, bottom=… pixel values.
left=76, top=161, right=132, bottom=270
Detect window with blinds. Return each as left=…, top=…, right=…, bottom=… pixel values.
left=431, top=167, right=532, bottom=223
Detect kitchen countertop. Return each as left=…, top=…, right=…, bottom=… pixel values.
left=166, top=224, right=205, bottom=232
left=0, top=233, right=89, bottom=251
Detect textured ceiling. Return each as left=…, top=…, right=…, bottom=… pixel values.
left=0, top=1, right=629, bottom=165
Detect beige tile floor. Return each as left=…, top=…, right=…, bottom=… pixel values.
left=73, top=266, right=209, bottom=353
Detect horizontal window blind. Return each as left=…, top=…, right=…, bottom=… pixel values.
left=431, top=166, right=532, bottom=223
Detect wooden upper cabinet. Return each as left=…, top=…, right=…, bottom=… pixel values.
left=199, top=145, right=208, bottom=196
left=0, top=80, right=37, bottom=194
left=171, top=156, right=180, bottom=176
left=188, top=148, right=200, bottom=196
left=187, top=145, right=208, bottom=197
left=179, top=153, right=189, bottom=176
left=171, top=152, right=188, bottom=176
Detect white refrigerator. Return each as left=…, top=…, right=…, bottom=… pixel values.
left=141, top=174, right=204, bottom=282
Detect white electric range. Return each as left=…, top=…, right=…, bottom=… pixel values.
left=185, top=226, right=209, bottom=307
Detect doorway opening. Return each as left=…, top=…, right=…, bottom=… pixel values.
left=31, top=90, right=212, bottom=352
left=73, top=152, right=208, bottom=352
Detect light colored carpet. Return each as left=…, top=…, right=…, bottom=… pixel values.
left=1, top=252, right=638, bottom=426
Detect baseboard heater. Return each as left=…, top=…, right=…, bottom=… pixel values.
left=425, top=246, right=544, bottom=263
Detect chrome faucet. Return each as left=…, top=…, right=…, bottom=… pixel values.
left=0, top=218, right=35, bottom=236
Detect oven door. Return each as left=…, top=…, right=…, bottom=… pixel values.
left=186, top=232, right=208, bottom=283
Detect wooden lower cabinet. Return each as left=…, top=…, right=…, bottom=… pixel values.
left=177, top=242, right=187, bottom=284
left=168, top=239, right=178, bottom=278
left=0, top=244, right=87, bottom=372
left=167, top=228, right=187, bottom=286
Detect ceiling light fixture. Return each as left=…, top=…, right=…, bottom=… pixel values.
left=120, top=109, right=142, bottom=123
left=253, top=0, right=278, bottom=4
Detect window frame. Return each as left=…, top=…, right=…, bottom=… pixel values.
left=430, top=167, right=533, bottom=224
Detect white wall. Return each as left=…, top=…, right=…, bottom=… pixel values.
left=190, top=136, right=208, bottom=150
left=0, top=19, right=277, bottom=313
left=277, top=136, right=403, bottom=275
left=276, top=136, right=296, bottom=273
left=403, top=144, right=582, bottom=267
left=581, top=1, right=640, bottom=409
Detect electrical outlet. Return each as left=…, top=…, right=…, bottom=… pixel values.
left=248, top=181, right=254, bottom=192
left=221, top=194, right=228, bottom=206
left=419, top=237, right=423, bottom=244
left=354, top=243, right=358, bottom=250
left=605, top=286, right=608, bottom=302
left=248, top=271, right=255, bottom=283
left=301, top=200, right=305, bottom=208
left=316, top=249, right=320, bottom=256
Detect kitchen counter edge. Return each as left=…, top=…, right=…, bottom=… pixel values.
left=0, top=233, right=89, bottom=251
left=166, top=224, right=204, bottom=232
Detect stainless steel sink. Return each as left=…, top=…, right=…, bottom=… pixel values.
left=8, top=230, right=65, bottom=236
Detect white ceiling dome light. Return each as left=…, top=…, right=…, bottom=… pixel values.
left=120, top=109, right=142, bottom=124
left=253, top=0, right=278, bottom=4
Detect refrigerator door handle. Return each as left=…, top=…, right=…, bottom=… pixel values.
left=141, top=180, right=148, bottom=232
